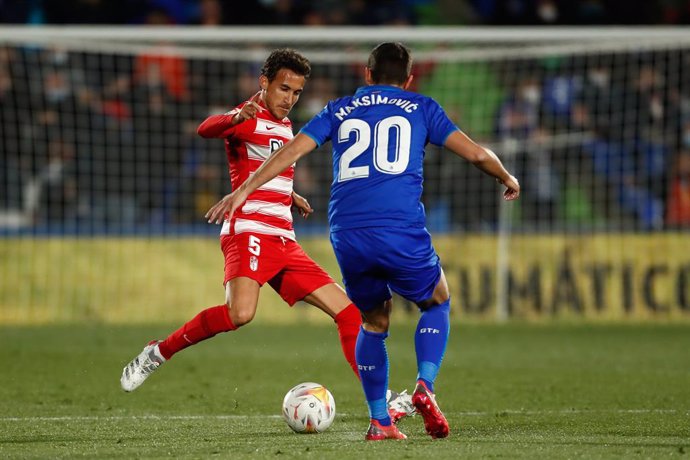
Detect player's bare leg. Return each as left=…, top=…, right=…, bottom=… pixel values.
left=120, top=277, right=259, bottom=392
left=302, top=282, right=350, bottom=318
left=304, top=284, right=415, bottom=423
left=224, top=277, right=261, bottom=327
left=361, top=300, right=392, bottom=333
left=412, top=270, right=450, bottom=438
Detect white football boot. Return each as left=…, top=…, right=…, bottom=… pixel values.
left=386, top=389, right=416, bottom=423
left=120, top=341, right=165, bottom=392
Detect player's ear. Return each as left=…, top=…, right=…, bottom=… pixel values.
left=364, top=67, right=374, bottom=85
left=259, top=75, right=268, bottom=91
left=402, top=74, right=414, bottom=90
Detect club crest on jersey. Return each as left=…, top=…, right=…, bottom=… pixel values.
left=269, top=139, right=284, bottom=153
left=250, top=255, right=259, bottom=271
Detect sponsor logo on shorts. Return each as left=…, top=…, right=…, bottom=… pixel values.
left=358, top=364, right=376, bottom=372
left=250, top=255, right=259, bottom=271
left=419, top=328, right=441, bottom=334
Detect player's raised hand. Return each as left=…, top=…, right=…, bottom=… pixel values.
left=499, top=175, right=520, bottom=201
left=205, top=189, right=247, bottom=225
left=233, top=91, right=264, bottom=124
left=291, top=191, right=314, bottom=219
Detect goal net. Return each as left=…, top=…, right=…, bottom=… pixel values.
left=1, top=26, right=689, bottom=323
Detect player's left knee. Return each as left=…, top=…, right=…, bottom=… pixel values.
left=422, top=273, right=450, bottom=307
left=228, top=304, right=256, bottom=327
left=417, top=294, right=450, bottom=311
left=362, top=318, right=389, bottom=333
left=361, top=302, right=391, bottom=332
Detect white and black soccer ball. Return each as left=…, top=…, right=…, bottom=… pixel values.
left=282, top=382, right=336, bottom=433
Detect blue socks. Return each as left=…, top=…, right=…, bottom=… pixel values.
left=415, top=299, right=450, bottom=393
left=356, top=299, right=450, bottom=425
left=355, top=326, right=391, bottom=426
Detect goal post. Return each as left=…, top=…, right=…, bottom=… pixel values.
left=1, top=26, right=689, bottom=323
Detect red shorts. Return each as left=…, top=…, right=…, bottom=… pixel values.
left=221, top=232, right=335, bottom=306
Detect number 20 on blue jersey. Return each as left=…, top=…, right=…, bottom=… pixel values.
left=337, top=116, right=412, bottom=182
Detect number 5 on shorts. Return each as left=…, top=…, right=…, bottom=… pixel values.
left=248, top=235, right=261, bottom=256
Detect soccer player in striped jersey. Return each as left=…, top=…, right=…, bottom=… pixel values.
left=120, top=48, right=414, bottom=423
left=206, top=42, right=520, bottom=440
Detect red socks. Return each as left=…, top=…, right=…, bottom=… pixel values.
left=156, top=303, right=361, bottom=378
left=334, top=303, right=362, bottom=379
left=158, top=305, right=236, bottom=360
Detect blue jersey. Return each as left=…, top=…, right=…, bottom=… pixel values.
left=300, top=84, right=458, bottom=232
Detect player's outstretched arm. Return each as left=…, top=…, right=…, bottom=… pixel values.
left=444, top=130, right=520, bottom=201
left=205, top=133, right=318, bottom=224
left=197, top=91, right=264, bottom=138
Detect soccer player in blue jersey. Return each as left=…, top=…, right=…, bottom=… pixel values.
left=206, top=42, right=520, bottom=441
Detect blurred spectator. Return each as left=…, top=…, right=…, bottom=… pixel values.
left=628, top=61, right=673, bottom=214
left=174, top=120, right=225, bottom=223
left=497, top=72, right=560, bottom=226
left=666, top=148, right=690, bottom=227
left=535, top=0, right=560, bottom=25
left=417, top=0, right=479, bottom=25
left=575, top=0, right=608, bottom=24
left=470, top=0, right=664, bottom=25
left=582, top=134, right=664, bottom=229
left=574, top=55, right=626, bottom=137
left=195, top=0, right=223, bottom=26
left=541, top=62, right=581, bottom=131
left=629, top=63, right=667, bottom=136
left=24, top=138, right=80, bottom=224
left=496, top=73, right=540, bottom=140
left=130, top=81, right=182, bottom=222
left=148, top=0, right=199, bottom=24
left=571, top=55, right=669, bottom=229
left=43, top=0, right=138, bottom=24
left=347, top=0, right=414, bottom=25
left=0, top=0, right=686, bottom=26
left=0, top=46, right=22, bottom=211
left=522, top=128, right=561, bottom=225
left=236, top=65, right=261, bottom=99
left=598, top=0, right=664, bottom=24
left=0, top=0, right=33, bottom=23
left=490, top=0, right=535, bottom=24
left=133, top=43, right=189, bottom=103
left=296, top=75, right=337, bottom=120
left=223, top=0, right=299, bottom=25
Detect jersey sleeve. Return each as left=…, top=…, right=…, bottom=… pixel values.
left=425, top=98, right=459, bottom=146
left=197, top=106, right=242, bottom=138
left=298, top=103, right=334, bottom=147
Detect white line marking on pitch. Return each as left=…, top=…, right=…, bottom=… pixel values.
left=459, top=409, right=687, bottom=416
left=0, top=415, right=287, bottom=422
left=0, top=409, right=687, bottom=422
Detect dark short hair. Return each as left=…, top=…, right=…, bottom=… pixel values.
left=261, top=48, right=311, bottom=82
left=367, top=42, right=412, bottom=85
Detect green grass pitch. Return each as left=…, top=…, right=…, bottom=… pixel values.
left=1, top=321, right=688, bottom=458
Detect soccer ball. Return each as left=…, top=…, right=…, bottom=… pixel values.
left=282, top=382, right=336, bottom=433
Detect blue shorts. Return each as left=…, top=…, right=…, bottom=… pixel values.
left=330, top=226, right=442, bottom=311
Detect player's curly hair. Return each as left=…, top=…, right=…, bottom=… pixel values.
left=261, top=48, right=311, bottom=82
left=367, top=42, right=412, bottom=85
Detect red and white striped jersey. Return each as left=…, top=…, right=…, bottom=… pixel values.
left=197, top=99, right=296, bottom=240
